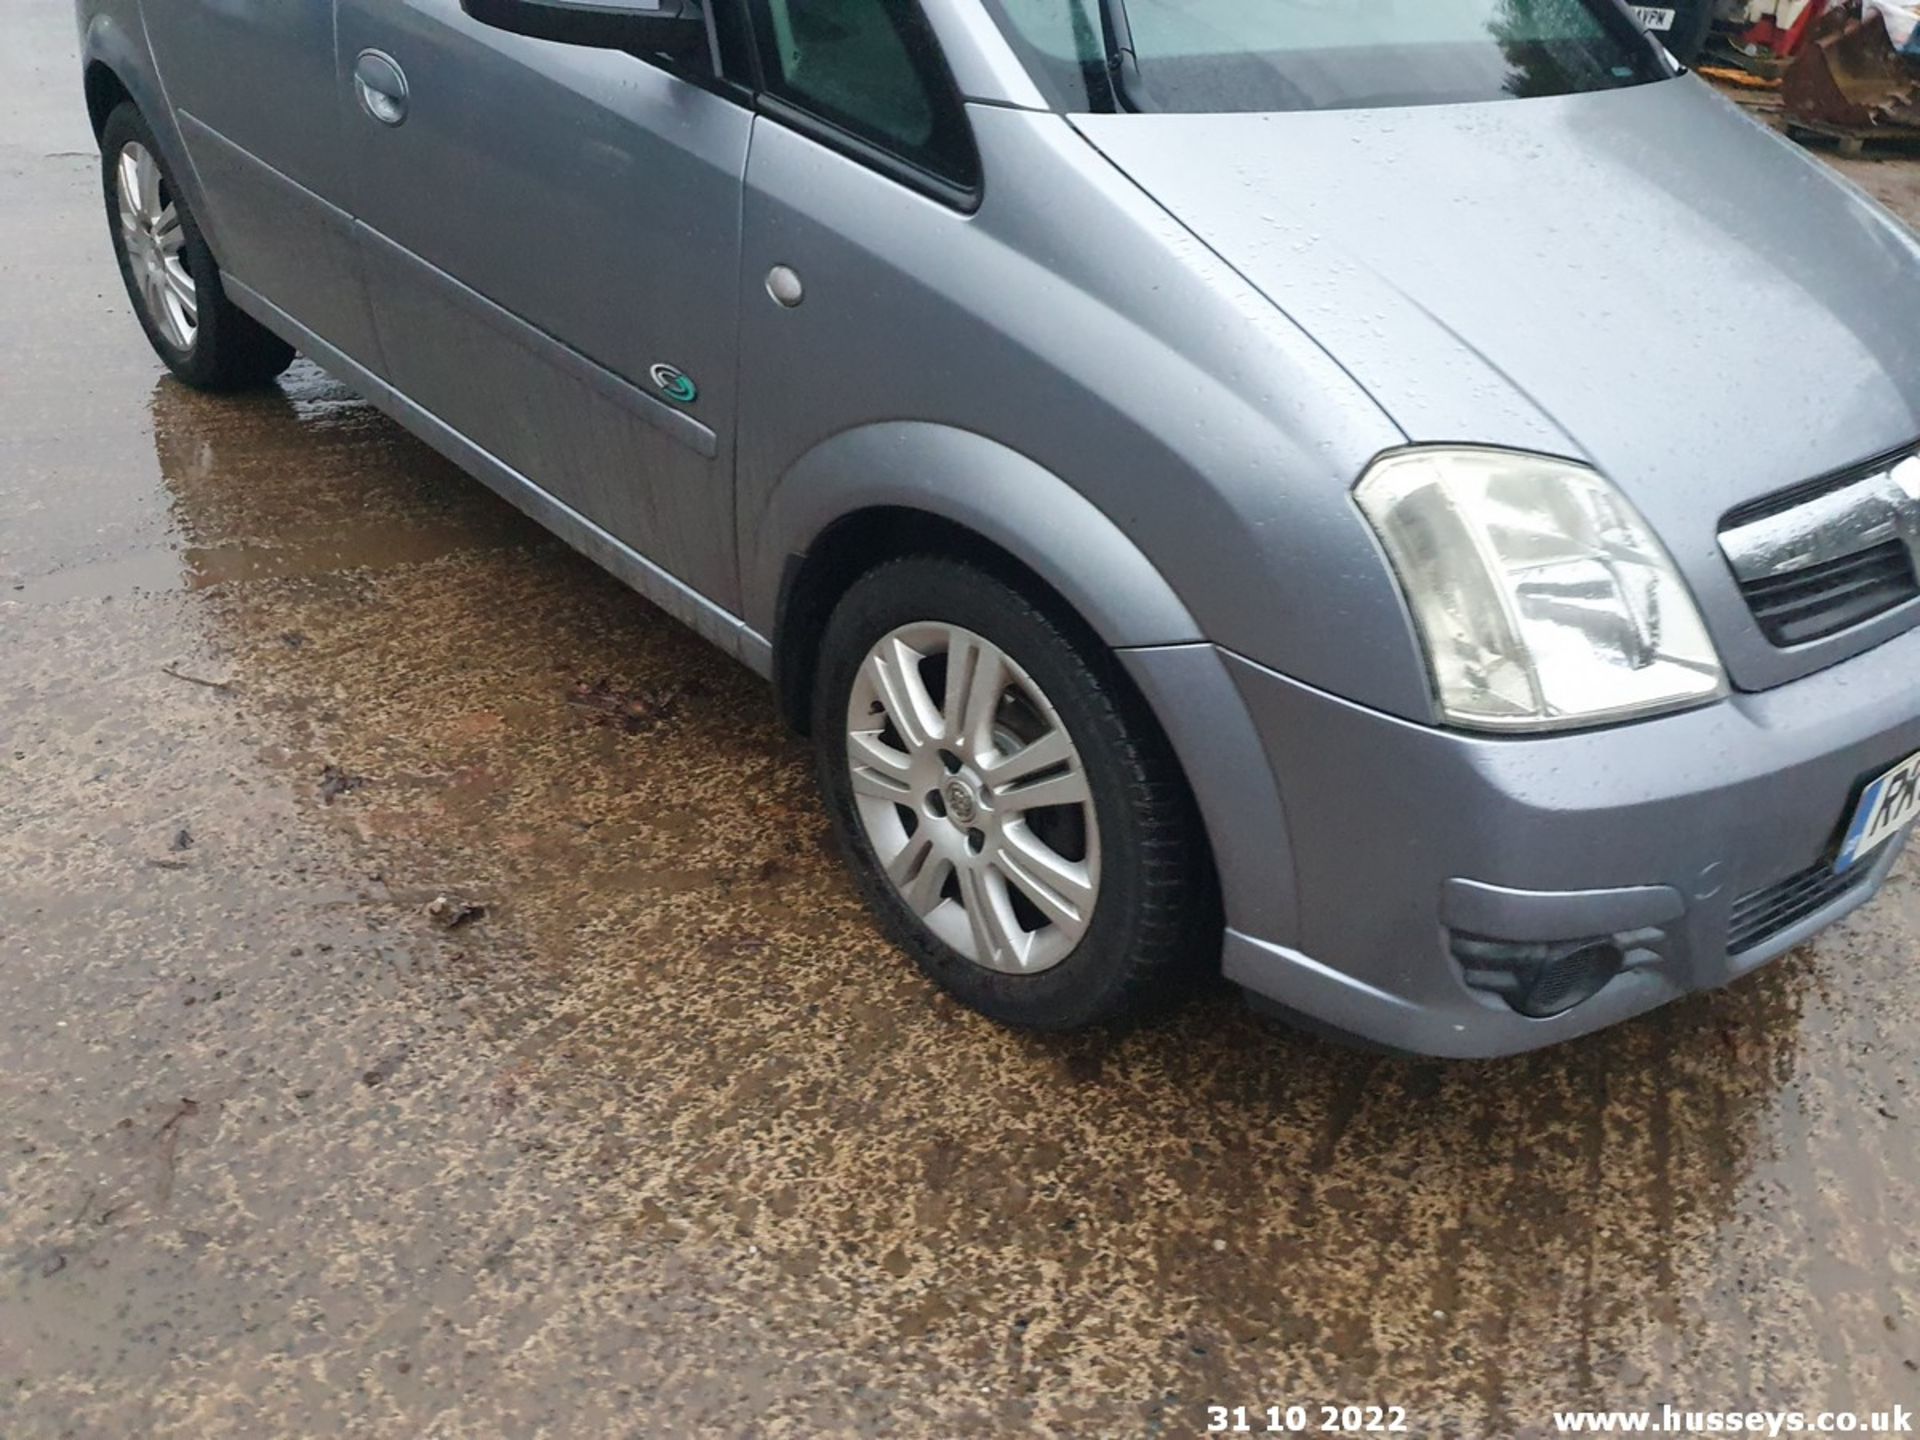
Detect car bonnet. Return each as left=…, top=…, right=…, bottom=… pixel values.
left=1073, top=77, right=1920, bottom=560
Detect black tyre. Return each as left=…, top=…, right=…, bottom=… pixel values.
left=813, top=555, right=1216, bottom=1031
left=100, top=102, right=294, bottom=392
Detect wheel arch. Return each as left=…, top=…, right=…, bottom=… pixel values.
left=80, top=14, right=160, bottom=139
left=752, top=423, right=1301, bottom=953
left=749, top=423, right=1203, bottom=735
left=83, top=55, right=132, bottom=141
left=79, top=17, right=226, bottom=262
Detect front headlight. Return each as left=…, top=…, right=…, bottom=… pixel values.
left=1355, top=447, right=1727, bottom=733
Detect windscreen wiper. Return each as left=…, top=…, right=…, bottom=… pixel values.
left=1094, top=0, right=1144, bottom=111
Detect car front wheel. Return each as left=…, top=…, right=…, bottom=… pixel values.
left=813, top=555, right=1216, bottom=1031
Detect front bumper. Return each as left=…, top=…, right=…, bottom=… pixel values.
left=1123, top=622, right=1920, bottom=1058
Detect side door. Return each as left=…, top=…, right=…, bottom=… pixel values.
left=141, top=0, right=384, bottom=367
left=333, top=0, right=755, bottom=625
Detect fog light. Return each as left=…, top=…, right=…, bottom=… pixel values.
left=1452, top=936, right=1626, bottom=1020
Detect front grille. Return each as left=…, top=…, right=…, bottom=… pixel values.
left=1739, top=539, right=1920, bottom=647
left=1727, top=859, right=1877, bottom=955
left=1723, top=440, right=1917, bottom=527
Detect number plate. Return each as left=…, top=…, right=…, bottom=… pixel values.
left=1837, top=750, right=1920, bottom=873
left=1632, top=5, right=1678, bottom=29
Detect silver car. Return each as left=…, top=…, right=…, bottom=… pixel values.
left=77, top=0, right=1920, bottom=1055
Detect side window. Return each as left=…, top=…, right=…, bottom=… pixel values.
left=751, top=0, right=980, bottom=196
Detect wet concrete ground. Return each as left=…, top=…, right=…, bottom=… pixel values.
left=3, top=9, right=1917, bottom=1437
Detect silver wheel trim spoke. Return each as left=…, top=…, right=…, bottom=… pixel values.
left=846, top=623, right=1101, bottom=976
left=117, top=142, right=197, bottom=351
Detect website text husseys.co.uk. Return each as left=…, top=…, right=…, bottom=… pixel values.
left=1553, top=1405, right=1913, bottom=1435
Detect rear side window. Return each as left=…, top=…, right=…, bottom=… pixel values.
left=752, top=0, right=980, bottom=197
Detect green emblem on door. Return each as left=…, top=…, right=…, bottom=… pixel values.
left=650, top=363, right=698, bottom=406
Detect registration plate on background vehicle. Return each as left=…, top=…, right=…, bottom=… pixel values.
left=1632, top=5, right=1677, bottom=28
left=1837, top=751, right=1920, bottom=873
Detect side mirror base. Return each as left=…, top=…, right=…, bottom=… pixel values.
left=460, top=0, right=708, bottom=60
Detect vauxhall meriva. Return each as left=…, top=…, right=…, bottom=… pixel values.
left=76, top=0, right=1920, bottom=1054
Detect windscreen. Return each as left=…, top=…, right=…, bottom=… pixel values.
left=984, top=0, right=1675, bottom=113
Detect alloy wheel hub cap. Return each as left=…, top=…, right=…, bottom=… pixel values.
left=942, top=777, right=981, bottom=828
left=845, top=623, right=1101, bottom=977
left=116, top=141, right=197, bottom=351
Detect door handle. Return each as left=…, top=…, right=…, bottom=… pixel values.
left=353, top=50, right=409, bottom=126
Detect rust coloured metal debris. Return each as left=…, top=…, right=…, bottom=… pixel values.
left=1783, top=9, right=1920, bottom=134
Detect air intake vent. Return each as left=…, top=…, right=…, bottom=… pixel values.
left=1727, top=860, right=1876, bottom=956
left=1738, top=540, right=1919, bottom=647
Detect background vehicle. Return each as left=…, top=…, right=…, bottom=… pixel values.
left=1635, top=0, right=1718, bottom=64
